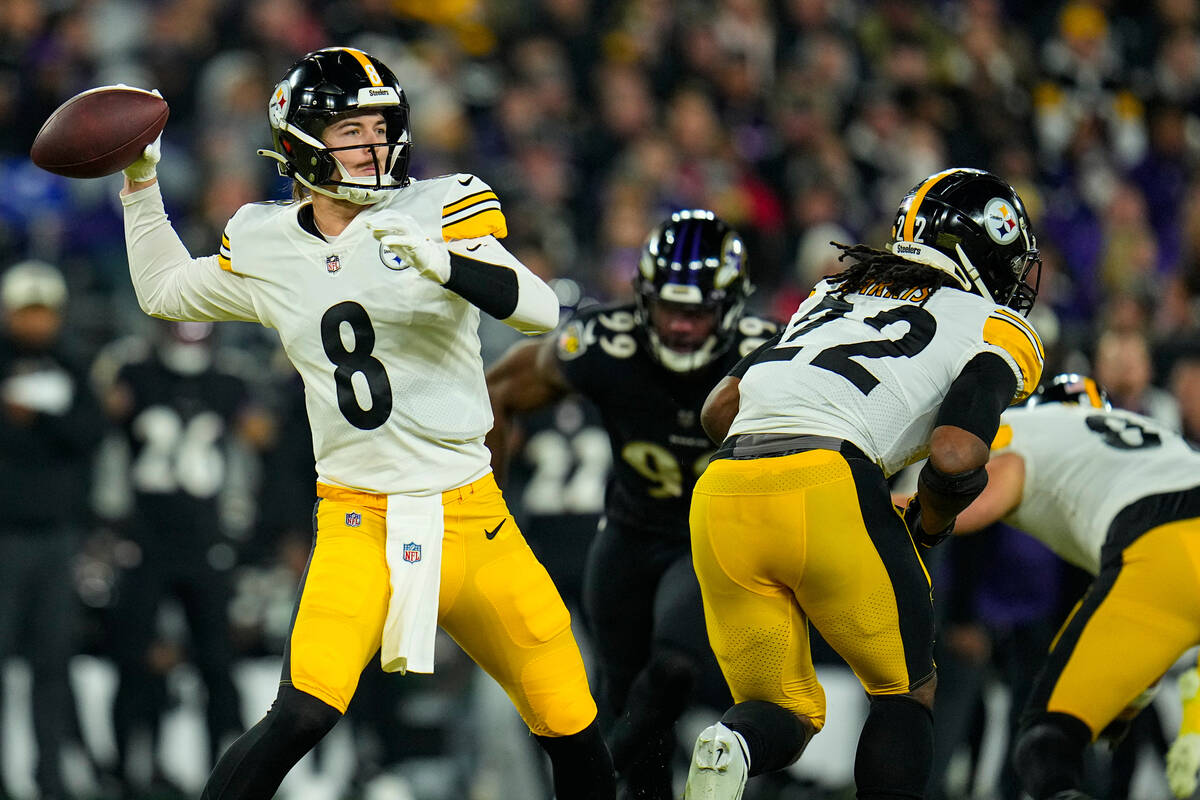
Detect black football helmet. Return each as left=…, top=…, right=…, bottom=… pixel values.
left=633, top=210, right=752, bottom=372
left=258, top=47, right=411, bottom=204
left=1026, top=373, right=1111, bottom=409
left=889, top=168, right=1040, bottom=315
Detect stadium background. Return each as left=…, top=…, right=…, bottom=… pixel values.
left=0, top=0, right=1198, bottom=799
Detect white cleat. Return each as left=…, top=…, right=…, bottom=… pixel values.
left=684, top=722, right=749, bottom=800
left=1168, top=668, right=1200, bottom=799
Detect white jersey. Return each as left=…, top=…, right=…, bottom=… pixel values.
left=994, top=403, right=1200, bottom=574
left=122, top=173, right=553, bottom=496
left=730, top=279, right=1044, bottom=476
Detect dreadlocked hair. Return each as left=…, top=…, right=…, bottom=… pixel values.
left=825, top=242, right=953, bottom=305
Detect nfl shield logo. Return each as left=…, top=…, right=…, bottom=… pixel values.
left=345, top=511, right=361, bottom=527
left=403, top=542, right=422, bottom=563
left=326, top=254, right=341, bottom=273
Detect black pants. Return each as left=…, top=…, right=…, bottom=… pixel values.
left=110, top=537, right=242, bottom=775
left=582, top=519, right=731, bottom=737
left=0, top=528, right=79, bottom=797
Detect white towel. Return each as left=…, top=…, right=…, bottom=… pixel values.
left=381, top=492, right=445, bottom=674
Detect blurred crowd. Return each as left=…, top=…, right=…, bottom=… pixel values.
left=0, top=0, right=1199, bottom=798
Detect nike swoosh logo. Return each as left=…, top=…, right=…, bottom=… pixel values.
left=485, top=518, right=506, bottom=540
left=466, top=243, right=482, bottom=252
left=458, top=176, right=474, bottom=186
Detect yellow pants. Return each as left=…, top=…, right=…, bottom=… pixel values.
left=1036, top=517, right=1200, bottom=737
left=690, top=449, right=934, bottom=729
left=285, top=472, right=597, bottom=737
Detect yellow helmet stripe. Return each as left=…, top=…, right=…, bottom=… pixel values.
left=340, top=47, right=385, bottom=87
left=902, top=168, right=961, bottom=241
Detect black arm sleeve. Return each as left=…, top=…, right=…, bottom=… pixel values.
left=728, top=332, right=782, bottom=378
left=444, top=252, right=519, bottom=320
left=935, top=351, right=1018, bottom=443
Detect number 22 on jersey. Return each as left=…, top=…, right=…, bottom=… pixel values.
left=759, top=295, right=937, bottom=394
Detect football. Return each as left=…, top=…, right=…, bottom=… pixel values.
left=30, top=86, right=169, bottom=179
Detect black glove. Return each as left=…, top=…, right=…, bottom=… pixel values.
left=902, top=495, right=954, bottom=549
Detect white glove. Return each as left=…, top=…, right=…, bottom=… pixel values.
left=123, top=136, right=161, bottom=182
left=1168, top=669, right=1200, bottom=798
left=367, top=212, right=451, bottom=284
left=123, top=88, right=163, bottom=182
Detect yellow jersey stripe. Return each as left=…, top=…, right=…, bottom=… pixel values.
left=983, top=315, right=1044, bottom=396
left=442, top=190, right=498, bottom=217
left=991, top=424, right=1013, bottom=450
left=902, top=169, right=959, bottom=241
left=442, top=208, right=507, bottom=240
left=341, top=47, right=384, bottom=87
left=217, top=254, right=233, bottom=272
left=992, top=307, right=1045, bottom=360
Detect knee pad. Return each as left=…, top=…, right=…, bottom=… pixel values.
left=1013, top=713, right=1092, bottom=800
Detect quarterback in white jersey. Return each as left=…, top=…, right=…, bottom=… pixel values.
left=684, top=168, right=1043, bottom=800
left=118, top=47, right=615, bottom=800
left=954, top=373, right=1200, bottom=800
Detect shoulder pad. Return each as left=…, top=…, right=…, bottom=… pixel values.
left=556, top=305, right=641, bottom=363
left=439, top=173, right=507, bottom=241
left=732, top=314, right=780, bottom=359
left=981, top=308, right=1045, bottom=402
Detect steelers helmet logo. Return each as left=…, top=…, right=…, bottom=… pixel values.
left=983, top=197, right=1021, bottom=245
left=268, top=81, right=291, bottom=128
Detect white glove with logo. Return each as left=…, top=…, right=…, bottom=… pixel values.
left=123, top=89, right=163, bottom=183
left=1168, top=668, right=1200, bottom=799
left=367, top=211, right=451, bottom=284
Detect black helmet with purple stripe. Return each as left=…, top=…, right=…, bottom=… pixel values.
left=633, top=210, right=752, bottom=372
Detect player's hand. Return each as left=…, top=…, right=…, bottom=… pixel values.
left=902, top=495, right=953, bottom=549
left=1168, top=668, right=1200, bottom=798
left=123, top=135, right=161, bottom=183
left=122, top=88, right=162, bottom=183
left=367, top=212, right=451, bottom=284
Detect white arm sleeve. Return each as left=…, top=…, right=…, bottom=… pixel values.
left=121, top=185, right=259, bottom=323
left=445, top=236, right=559, bottom=335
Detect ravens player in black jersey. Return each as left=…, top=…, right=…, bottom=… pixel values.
left=487, top=210, right=776, bottom=799
left=101, top=321, right=270, bottom=791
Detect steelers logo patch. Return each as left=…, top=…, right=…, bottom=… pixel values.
left=268, top=82, right=291, bottom=128
left=983, top=197, right=1021, bottom=245
left=380, top=242, right=409, bottom=271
